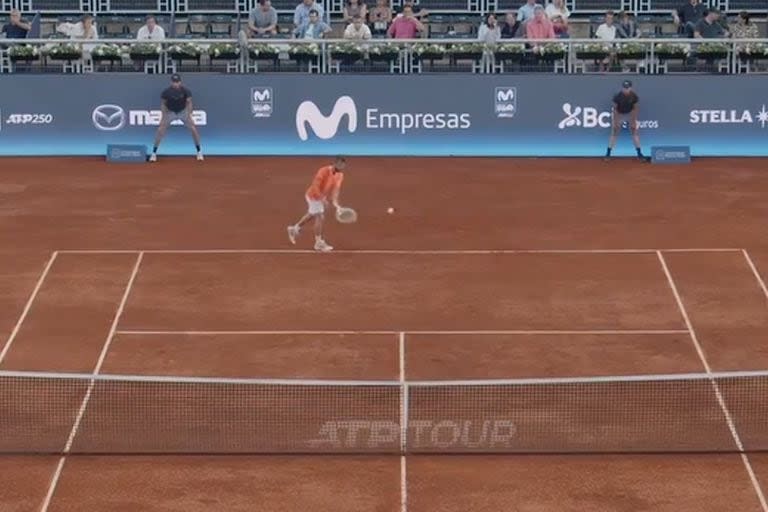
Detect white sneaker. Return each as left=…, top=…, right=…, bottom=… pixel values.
left=148, top=153, right=157, bottom=162
left=314, top=239, right=333, bottom=252
left=287, top=226, right=299, bottom=244
left=196, top=152, right=204, bottom=161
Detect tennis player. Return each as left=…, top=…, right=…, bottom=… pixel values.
left=605, top=80, right=650, bottom=162
left=287, top=156, right=347, bottom=252
left=148, top=74, right=203, bottom=162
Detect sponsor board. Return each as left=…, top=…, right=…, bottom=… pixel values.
left=92, top=105, right=207, bottom=131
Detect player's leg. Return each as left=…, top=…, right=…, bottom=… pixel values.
left=604, top=113, right=622, bottom=160
left=182, top=111, right=203, bottom=161
left=149, top=114, right=172, bottom=162
left=630, top=118, right=648, bottom=162
left=288, top=197, right=332, bottom=251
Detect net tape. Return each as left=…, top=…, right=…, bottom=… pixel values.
left=1, top=370, right=767, bottom=454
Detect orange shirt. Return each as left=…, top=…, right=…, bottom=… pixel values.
left=306, top=165, right=344, bottom=200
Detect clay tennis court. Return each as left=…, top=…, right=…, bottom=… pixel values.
left=1, top=156, right=768, bottom=511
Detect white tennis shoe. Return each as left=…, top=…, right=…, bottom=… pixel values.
left=196, top=151, right=204, bottom=161
left=314, top=239, right=333, bottom=252
left=287, top=225, right=299, bottom=244
left=148, top=153, right=157, bottom=162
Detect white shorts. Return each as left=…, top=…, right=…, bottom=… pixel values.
left=306, top=195, right=325, bottom=215
left=162, top=109, right=192, bottom=128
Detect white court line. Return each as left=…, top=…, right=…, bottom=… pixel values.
left=53, top=248, right=742, bottom=255
left=114, top=329, right=690, bottom=336
left=742, top=249, right=768, bottom=301
left=0, top=252, right=58, bottom=365
left=399, top=332, right=408, bottom=512
left=657, top=251, right=768, bottom=512
left=40, top=252, right=144, bottom=512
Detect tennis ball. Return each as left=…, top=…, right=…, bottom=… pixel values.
left=387, top=207, right=395, bottom=214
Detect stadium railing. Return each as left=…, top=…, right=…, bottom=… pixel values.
left=0, top=36, right=766, bottom=74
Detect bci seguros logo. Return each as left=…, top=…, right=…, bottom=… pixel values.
left=558, top=103, right=659, bottom=130
left=295, top=95, right=472, bottom=141
left=92, top=105, right=208, bottom=131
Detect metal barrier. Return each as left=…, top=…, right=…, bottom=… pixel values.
left=2, top=37, right=767, bottom=74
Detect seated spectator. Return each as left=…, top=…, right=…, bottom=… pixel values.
left=57, top=14, right=99, bottom=52
left=294, top=9, right=331, bottom=38
left=617, top=11, right=637, bottom=38
left=369, top=0, right=392, bottom=34
left=387, top=4, right=424, bottom=39
left=344, top=14, right=372, bottom=39
left=673, top=0, right=705, bottom=37
left=248, top=0, right=278, bottom=38
left=136, top=15, right=166, bottom=40
left=525, top=5, right=555, bottom=40
left=730, top=11, right=758, bottom=39
left=594, top=10, right=618, bottom=40
left=694, top=9, right=728, bottom=39
left=518, top=0, right=540, bottom=24
left=500, top=12, right=521, bottom=38
left=1, top=9, right=31, bottom=39
left=478, top=13, right=501, bottom=44
left=545, top=0, right=569, bottom=38
left=294, top=0, right=327, bottom=30
left=344, top=0, right=368, bottom=24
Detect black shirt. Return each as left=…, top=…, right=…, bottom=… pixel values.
left=501, top=21, right=521, bottom=38
left=161, top=86, right=192, bottom=113
left=677, top=2, right=705, bottom=24
left=613, top=91, right=638, bottom=114
left=2, top=23, right=28, bottom=39
left=694, top=18, right=725, bottom=38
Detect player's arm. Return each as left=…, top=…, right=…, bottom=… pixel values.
left=331, top=185, right=341, bottom=209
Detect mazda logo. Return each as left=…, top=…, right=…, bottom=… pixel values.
left=92, top=105, right=126, bottom=131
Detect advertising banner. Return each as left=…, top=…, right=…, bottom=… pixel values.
left=0, top=74, right=766, bottom=156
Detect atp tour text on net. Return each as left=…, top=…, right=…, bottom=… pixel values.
left=307, top=419, right=517, bottom=450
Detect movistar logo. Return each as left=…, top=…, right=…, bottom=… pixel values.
left=295, top=96, right=358, bottom=141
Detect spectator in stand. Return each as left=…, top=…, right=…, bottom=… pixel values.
left=369, top=0, right=392, bottom=34
left=518, top=0, right=541, bottom=23
left=673, top=0, right=705, bottom=37
left=294, top=8, right=331, bottom=38
left=57, top=14, right=99, bottom=52
left=731, top=11, right=758, bottom=39
left=387, top=4, right=424, bottom=39
left=1, top=9, right=31, bottom=39
left=244, top=0, right=278, bottom=39
left=478, top=13, right=501, bottom=44
left=344, top=14, right=372, bottom=39
left=545, top=0, right=569, bottom=38
left=595, top=10, right=618, bottom=40
left=501, top=12, right=522, bottom=38
left=525, top=5, right=555, bottom=40
left=344, top=0, right=368, bottom=24
left=594, top=10, right=620, bottom=70
left=694, top=9, right=728, bottom=38
left=294, top=0, right=327, bottom=30
left=617, top=11, right=637, bottom=38
left=136, top=15, right=166, bottom=40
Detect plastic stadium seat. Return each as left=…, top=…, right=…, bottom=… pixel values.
left=271, top=0, right=301, bottom=11
left=209, top=14, right=233, bottom=36
left=187, top=0, right=240, bottom=10
left=727, top=0, right=766, bottom=10
left=572, top=0, right=623, bottom=12
left=108, top=0, right=160, bottom=10
left=186, top=14, right=210, bottom=36
left=30, top=0, right=81, bottom=11
left=101, top=15, right=129, bottom=37
left=416, top=0, right=472, bottom=11
left=647, top=0, right=679, bottom=11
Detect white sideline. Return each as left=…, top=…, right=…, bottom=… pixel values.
left=114, top=329, right=690, bottom=336
left=399, top=332, right=407, bottom=512
left=742, top=249, right=768, bottom=302
left=657, top=251, right=768, bottom=512
left=0, top=252, right=58, bottom=365
left=55, top=248, right=741, bottom=255
left=40, top=252, right=144, bottom=512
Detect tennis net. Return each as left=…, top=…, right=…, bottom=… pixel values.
left=1, top=370, right=767, bottom=454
